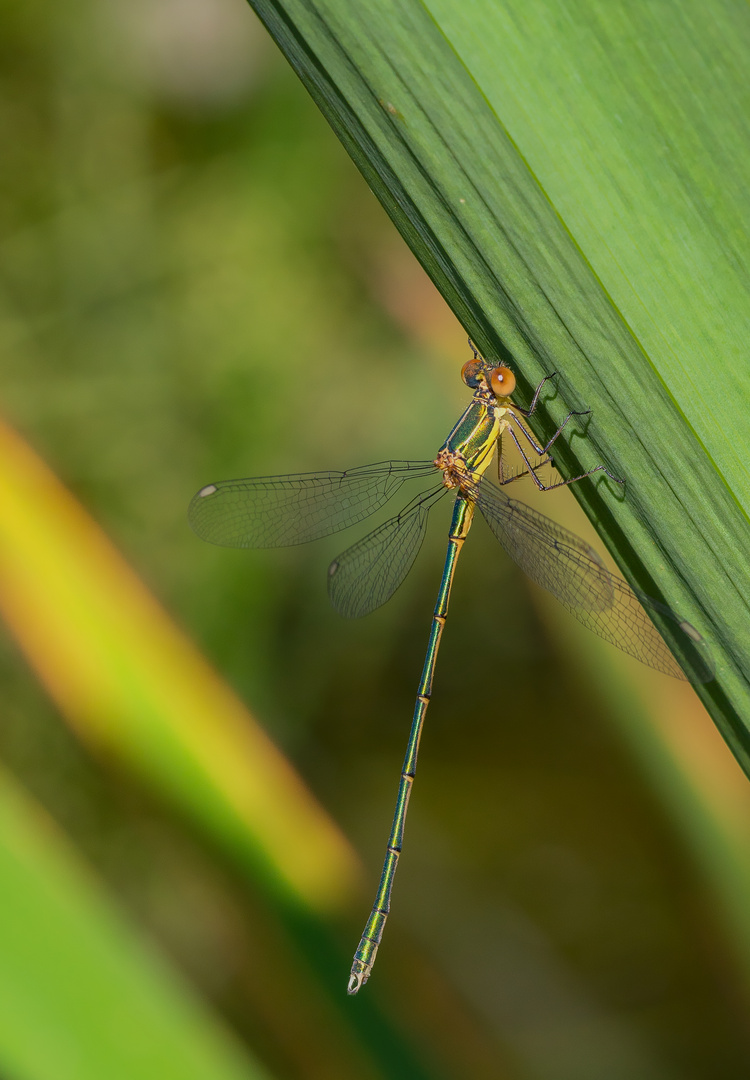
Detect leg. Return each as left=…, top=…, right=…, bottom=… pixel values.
left=510, top=409, right=591, bottom=459
left=513, top=372, right=560, bottom=418
left=508, top=426, right=623, bottom=491
left=514, top=374, right=594, bottom=459
left=497, top=435, right=553, bottom=486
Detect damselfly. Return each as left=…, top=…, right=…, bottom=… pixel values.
left=189, top=345, right=713, bottom=995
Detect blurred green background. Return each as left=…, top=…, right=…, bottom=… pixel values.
left=1, top=0, right=750, bottom=1077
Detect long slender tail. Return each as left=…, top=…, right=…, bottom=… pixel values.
left=347, top=493, right=474, bottom=994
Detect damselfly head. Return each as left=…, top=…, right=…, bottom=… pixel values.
left=490, top=366, right=516, bottom=398
left=462, top=356, right=516, bottom=399
left=461, top=359, right=485, bottom=388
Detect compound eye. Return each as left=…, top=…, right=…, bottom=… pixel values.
left=461, top=360, right=484, bottom=388
left=490, top=366, right=516, bottom=398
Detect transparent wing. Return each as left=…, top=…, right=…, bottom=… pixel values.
left=328, top=486, right=447, bottom=619
left=475, top=477, right=714, bottom=683
left=189, top=460, right=437, bottom=548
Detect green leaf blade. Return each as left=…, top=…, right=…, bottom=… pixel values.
left=248, top=0, right=750, bottom=765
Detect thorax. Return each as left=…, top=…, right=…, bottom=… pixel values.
left=436, top=397, right=517, bottom=477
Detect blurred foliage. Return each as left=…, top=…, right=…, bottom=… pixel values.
left=0, top=764, right=270, bottom=1080
left=1, top=1, right=750, bottom=1078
